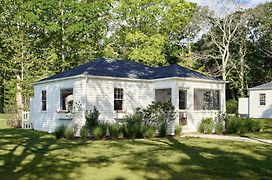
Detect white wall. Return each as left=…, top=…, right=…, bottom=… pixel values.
left=30, top=76, right=225, bottom=133
left=249, top=90, right=272, bottom=118
left=86, top=78, right=154, bottom=123
left=30, top=78, right=86, bottom=133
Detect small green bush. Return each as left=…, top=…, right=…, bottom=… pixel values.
left=198, top=118, right=213, bottom=134
left=142, top=125, right=156, bottom=138
left=85, top=106, right=100, bottom=132
left=64, top=127, right=75, bottom=140
left=55, top=125, right=66, bottom=139
left=226, top=99, right=237, bottom=114
left=225, top=116, right=263, bottom=134
left=92, top=126, right=104, bottom=140
left=80, top=126, right=88, bottom=140
left=175, top=125, right=182, bottom=137
left=215, top=121, right=224, bottom=134
left=159, top=123, right=167, bottom=137
left=123, top=112, right=143, bottom=139
left=108, top=124, right=123, bottom=138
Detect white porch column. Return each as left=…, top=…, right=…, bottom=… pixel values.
left=171, top=83, right=179, bottom=135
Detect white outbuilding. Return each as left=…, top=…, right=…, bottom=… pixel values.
left=240, top=82, right=272, bottom=118
left=29, top=58, right=226, bottom=133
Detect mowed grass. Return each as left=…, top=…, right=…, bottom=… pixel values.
left=243, top=119, right=272, bottom=140
left=0, top=125, right=271, bottom=179
left=0, top=114, right=8, bottom=129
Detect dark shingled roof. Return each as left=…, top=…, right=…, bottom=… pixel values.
left=248, top=81, right=272, bottom=90
left=40, top=58, right=222, bottom=82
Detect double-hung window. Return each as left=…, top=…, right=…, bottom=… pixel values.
left=114, top=88, right=123, bottom=111
left=260, top=93, right=266, bottom=106
left=42, top=90, right=47, bottom=111
left=179, top=90, right=187, bottom=110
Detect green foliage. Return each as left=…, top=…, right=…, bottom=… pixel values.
left=142, top=101, right=176, bottom=133
left=123, top=111, right=143, bottom=139
left=80, top=126, right=88, bottom=140
left=198, top=118, right=213, bottom=134
left=175, top=125, right=182, bottom=137
left=159, top=123, right=167, bottom=137
left=226, top=99, right=238, bottom=114
left=92, top=126, right=104, bottom=140
left=85, top=106, right=100, bottom=132
left=215, top=121, right=224, bottom=134
left=142, top=125, right=157, bottom=139
left=108, top=124, right=124, bottom=138
left=55, top=125, right=66, bottom=139
left=64, top=127, right=75, bottom=140
left=225, top=116, right=263, bottom=134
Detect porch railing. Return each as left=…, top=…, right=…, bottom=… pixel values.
left=22, top=111, right=32, bottom=129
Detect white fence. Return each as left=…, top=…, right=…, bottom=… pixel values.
left=22, top=111, right=32, bottom=129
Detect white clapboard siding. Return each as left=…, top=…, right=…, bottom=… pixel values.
left=30, top=75, right=226, bottom=133
left=249, top=90, right=272, bottom=118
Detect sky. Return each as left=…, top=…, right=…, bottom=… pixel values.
left=189, top=0, right=272, bottom=16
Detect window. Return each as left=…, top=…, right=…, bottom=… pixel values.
left=60, top=89, right=73, bottom=112
left=194, top=89, right=220, bottom=110
left=42, top=90, right=47, bottom=111
left=179, top=90, right=187, bottom=110
left=114, top=88, right=123, bottom=111
left=260, top=93, right=266, bottom=105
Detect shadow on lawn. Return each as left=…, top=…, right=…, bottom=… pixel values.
left=0, top=128, right=87, bottom=179
left=0, top=128, right=271, bottom=179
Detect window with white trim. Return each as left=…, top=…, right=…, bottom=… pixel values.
left=194, top=89, right=220, bottom=110
left=179, top=90, right=187, bottom=110
left=42, top=90, right=47, bottom=111
left=260, top=93, right=266, bottom=106
left=114, top=88, right=123, bottom=111
left=60, top=89, right=73, bottom=112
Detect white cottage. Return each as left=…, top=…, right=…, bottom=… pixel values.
left=239, top=82, right=272, bottom=118
left=29, top=58, right=226, bottom=133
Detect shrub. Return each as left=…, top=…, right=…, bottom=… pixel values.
left=198, top=117, right=213, bottom=134
left=175, top=125, right=182, bottom=137
left=226, top=99, right=237, bottom=114
left=123, top=111, right=143, bottom=139
left=108, top=124, right=123, bottom=138
left=92, top=126, right=104, bottom=140
left=99, top=123, right=108, bottom=137
left=55, top=124, right=66, bottom=139
left=64, top=127, right=75, bottom=140
left=215, top=121, right=224, bottom=134
left=159, top=122, right=167, bottom=137
left=225, top=116, right=263, bottom=134
left=142, top=125, right=156, bottom=138
left=80, top=126, right=88, bottom=140
left=142, top=101, right=176, bottom=133
left=85, top=106, right=100, bottom=132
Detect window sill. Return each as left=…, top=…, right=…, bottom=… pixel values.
left=59, top=117, right=73, bottom=121
left=56, top=110, right=72, bottom=113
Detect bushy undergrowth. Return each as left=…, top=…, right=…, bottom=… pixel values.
left=55, top=125, right=66, bottom=139
left=198, top=118, right=213, bottom=134
left=108, top=124, right=124, bottom=138
left=175, top=125, right=182, bottom=137
left=198, top=114, right=263, bottom=135
left=225, top=116, right=262, bottom=134
left=80, top=126, right=88, bottom=140
left=64, top=127, right=75, bottom=140
left=92, top=126, right=104, bottom=140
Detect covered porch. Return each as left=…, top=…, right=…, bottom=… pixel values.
left=154, top=82, right=224, bottom=132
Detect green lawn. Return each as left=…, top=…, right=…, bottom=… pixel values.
left=0, top=126, right=271, bottom=179
left=0, top=114, right=7, bottom=129
left=243, top=119, right=272, bottom=140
